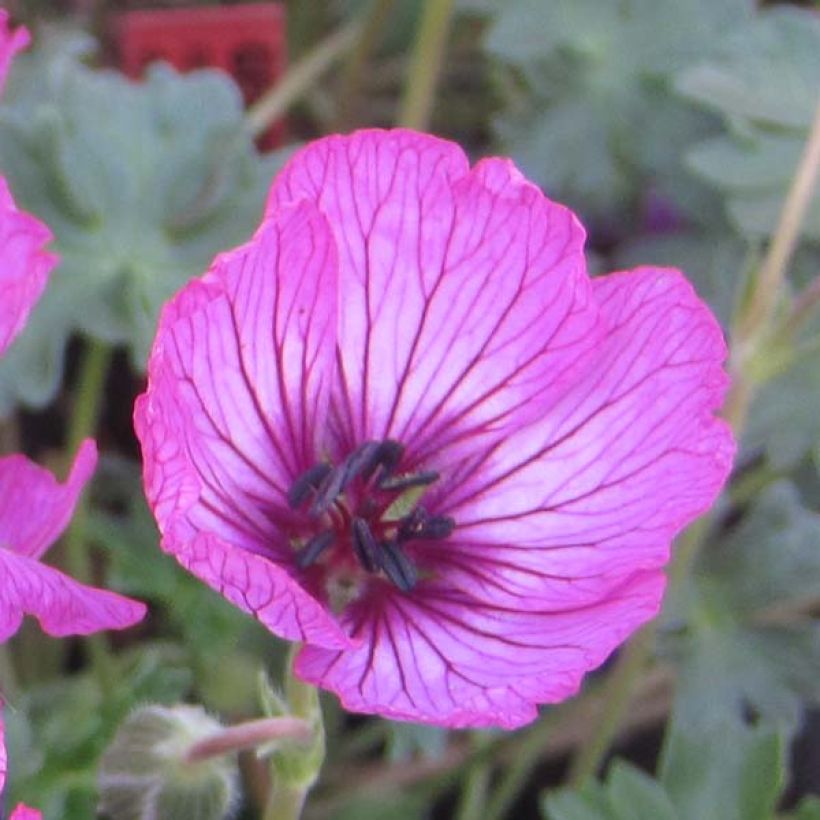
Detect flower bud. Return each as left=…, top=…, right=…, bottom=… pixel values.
left=97, top=704, right=238, bottom=820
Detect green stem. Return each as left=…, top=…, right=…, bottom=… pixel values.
left=246, top=19, right=363, bottom=139
left=484, top=715, right=559, bottom=820
left=567, top=625, right=656, bottom=787
left=736, top=100, right=820, bottom=345
left=63, top=338, right=114, bottom=689
left=455, top=734, right=493, bottom=820
left=263, top=646, right=325, bottom=820
left=263, top=780, right=308, bottom=820
left=397, top=0, right=456, bottom=129
left=336, top=0, right=398, bottom=130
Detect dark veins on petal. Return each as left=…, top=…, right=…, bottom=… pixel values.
left=287, top=439, right=455, bottom=594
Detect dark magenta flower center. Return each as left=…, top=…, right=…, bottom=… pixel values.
left=287, top=440, right=454, bottom=592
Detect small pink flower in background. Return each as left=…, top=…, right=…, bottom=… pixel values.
left=135, top=129, right=734, bottom=728
left=0, top=13, right=55, bottom=357
left=0, top=441, right=146, bottom=791
left=9, top=803, right=41, bottom=820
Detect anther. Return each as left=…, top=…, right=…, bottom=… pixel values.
left=419, top=515, right=455, bottom=540
left=366, top=439, right=404, bottom=480
left=295, top=530, right=335, bottom=569
left=309, top=465, right=347, bottom=517
left=378, top=470, right=439, bottom=492
left=288, top=463, right=332, bottom=509
left=381, top=540, right=418, bottom=592
left=351, top=517, right=381, bottom=573
left=339, top=441, right=382, bottom=490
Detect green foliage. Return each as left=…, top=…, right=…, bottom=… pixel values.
left=483, top=0, right=751, bottom=224
left=5, top=645, right=192, bottom=818
left=679, top=7, right=820, bottom=240
left=665, top=482, right=820, bottom=737
left=542, top=725, right=783, bottom=820
left=0, top=34, right=287, bottom=415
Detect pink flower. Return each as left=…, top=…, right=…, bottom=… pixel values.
left=9, top=804, right=41, bottom=820
left=135, top=129, right=734, bottom=728
left=0, top=440, right=146, bottom=790
left=0, top=15, right=55, bottom=357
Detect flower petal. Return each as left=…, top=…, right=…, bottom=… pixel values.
left=266, top=130, right=598, bottom=462
left=433, top=267, right=734, bottom=601
left=296, top=571, right=663, bottom=728
left=0, top=547, right=145, bottom=641
left=0, top=177, right=57, bottom=358
left=0, top=706, right=5, bottom=794
left=0, top=439, right=97, bottom=560
left=10, top=806, right=43, bottom=820
left=134, top=201, right=349, bottom=648
left=0, top=10, right=28, bottom=96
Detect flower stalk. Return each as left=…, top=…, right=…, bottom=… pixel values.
left=63, top=337, right=114, bottom=688
left=247, top=19, right=363, bottom=139
left=397, top=0, right=456, bottom=129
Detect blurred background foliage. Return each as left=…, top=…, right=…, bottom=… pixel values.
left=0, top=0, right=819, bottom=818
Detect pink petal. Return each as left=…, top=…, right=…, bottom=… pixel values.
left=134, top=202, right=349, bottom=648
left=0, top=178, right=57, bottom=357
left=266, top=130, right=599, bottom=462
left=0, top=11, right=28, bottom=96
left=0, top=441, right=145, bottom=641
left=296, top=571, right=663, bottom=728
left=10, top=806, right=42, bottom=820
left=0, top=440, right=97, bottom=561
left=434, top=268, right=734, bottom=602
left=0, top=707, right=5, bottom=793
left=0, top=547, right=145, bottom=641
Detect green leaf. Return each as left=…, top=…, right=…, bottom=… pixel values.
left=664, top=483, right=820, bottom=737
left=678, top=7, right=820, bottom=239
left=485, top=0, right=751, bottom=223
left=658, top=721, right=784, bottom=820
left=789, top=796, right=820, bottom=820
left=0, top=40, right=288, bottom=413
left=542, top=762, right=677, bottom=820
left=745, top=346, right=820, bottom=470
left=677, top=7, right=820, bottom=130
left=607, top=762, right=678, bottom=820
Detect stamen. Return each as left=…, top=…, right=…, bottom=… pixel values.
left=351, top=517, right=381, bottom=573
left=397, top=506, right=428, bottom=541
left=378, top=470, right=439, bottom=492
left=295, top=530, right=335, bottom=569
left=367, top=439, right=404, bottom=480
left=288, top=463, right=332, bottom=509
left=309, top=465, right=347, bottom=517
left=419, top=515, right=455, bottom=540
left=339, top=441, right=382, bottom=490
left=381, top=540, right=418, bottom=592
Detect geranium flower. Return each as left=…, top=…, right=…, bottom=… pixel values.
left=0, top=441, right=146, bottom=790
left=135, top=129, right=734, bottom=728
left=9, top=804, right=41, bottom=820
left=0, top=13, right=55, bottom=357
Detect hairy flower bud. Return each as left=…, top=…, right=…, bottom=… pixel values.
left=97, top=704, right=239, bottom=820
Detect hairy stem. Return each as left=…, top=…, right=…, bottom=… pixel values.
left=397, top=0, right=456, bottom=129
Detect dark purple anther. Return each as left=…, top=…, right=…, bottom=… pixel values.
left=295, top=530, right=335, bottom=569
left=340, top=441, right=382, bottom=490
left=351, top=517, right=381, bottom=573
left=288, top=462, right=332, bottom=509
left=381, top=540, right=418, bottom=592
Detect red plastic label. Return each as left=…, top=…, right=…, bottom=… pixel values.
left=114, top=3, right=286, bottom=147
